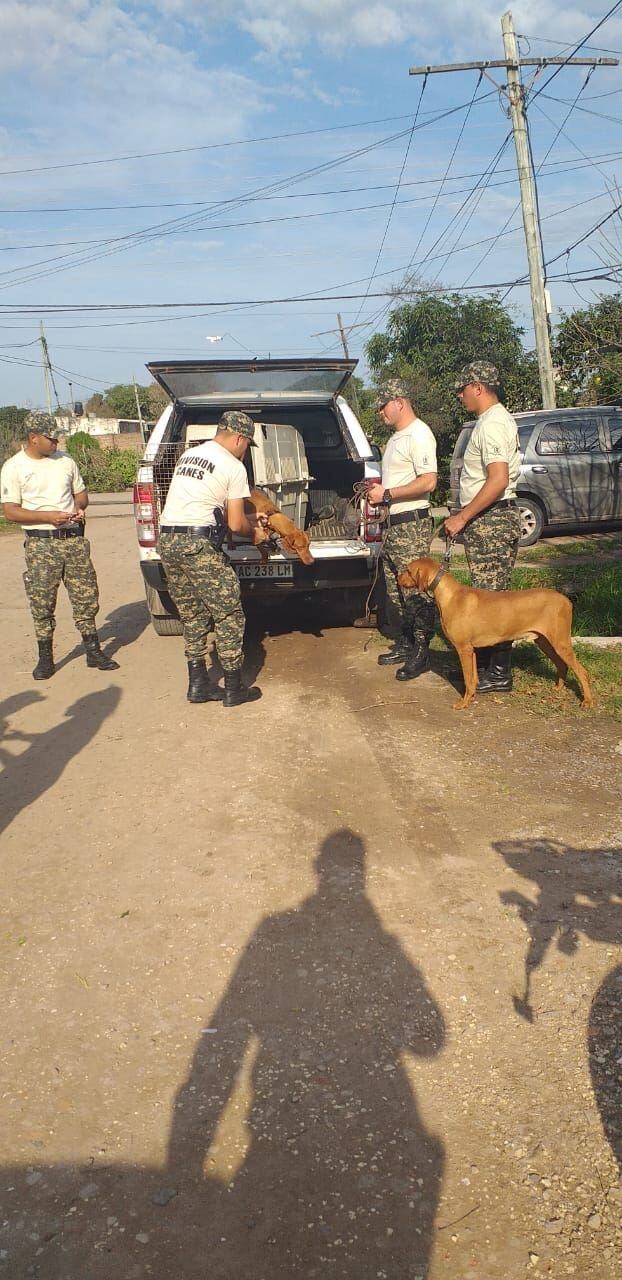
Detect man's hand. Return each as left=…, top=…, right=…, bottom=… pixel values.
left=366, top=483, right=385, bottom=506
left=443, top=511, right=467, bottom=539
left=49, top=510, right=76, bottom=527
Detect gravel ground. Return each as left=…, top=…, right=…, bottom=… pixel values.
left=0, top=498, right=619, bottom=1279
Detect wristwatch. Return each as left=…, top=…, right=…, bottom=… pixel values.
left=383, top=488, right=393, bottom=505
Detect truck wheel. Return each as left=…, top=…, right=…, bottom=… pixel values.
left=519, top=497, right=545, bottom=547
left=144, top=584, right=183, bottom=636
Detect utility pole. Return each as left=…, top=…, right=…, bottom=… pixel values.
left=337, top=312, right=361, bottom=416
left=408, top=10, right=618, bottom=410
left=39, top=321, right=53, bottom=417
left=133, top=375, right=146, bottom=449
left=501, top=11, right=554, bottom=407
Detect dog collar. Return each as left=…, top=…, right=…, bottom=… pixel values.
left=425, top=564, right=447, bottom=597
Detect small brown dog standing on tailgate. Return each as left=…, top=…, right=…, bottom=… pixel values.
left=244, top=488, right=314, bottom=565
left=397, top=556, right=593, bottom=711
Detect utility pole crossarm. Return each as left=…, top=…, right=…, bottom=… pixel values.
left=409, top=56, right=618, bottom=74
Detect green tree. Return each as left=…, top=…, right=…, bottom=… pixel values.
left=365, top=293, right=541, bottom=498
left=102, top=383, right=151, bottom=419
left=554, top=293, right=622, bottom=403
left=0, top=404, right=28, bottom=441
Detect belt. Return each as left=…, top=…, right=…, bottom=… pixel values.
left=484, top=499, right=517, bottom=511
left=25, top=526, right=84, bottom=539
left=160, top=524, right=217, bottom=536
left=388, top=508, right=430, bottom=526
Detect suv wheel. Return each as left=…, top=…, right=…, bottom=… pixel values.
left=519, top=497, right=545, bottom=547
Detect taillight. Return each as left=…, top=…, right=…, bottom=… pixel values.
left=133, top=482, right=157, bottom=546
left=363, top=496, right=383, bottom=543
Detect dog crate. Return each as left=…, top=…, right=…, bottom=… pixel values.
left=182, top=421, right=309, bottom=527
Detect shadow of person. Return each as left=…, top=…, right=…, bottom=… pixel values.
left=55, top=600, right=150, bottom=670
left=588, top=962, right=622, bottom=1171
left=494, top=838, right=622, bottom=1172
left=494, top=838, right=622, bottom=1023
left=164, top=828, right=446, bottom=1279
left=0, top=686, right=121, bottom=836
left=0, top=691, right=45, bottom=763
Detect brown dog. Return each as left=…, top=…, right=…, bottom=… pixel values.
left=397, top=556, right=593, bottom=711
left=244, top=488, right=314, bottom=565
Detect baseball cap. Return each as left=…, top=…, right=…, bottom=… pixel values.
left=454, top=361, right=501, bottom=391
left=374, top=377, right=412, bottom=409
left=218, top=409, right=257, bottom=445
left=22, top=411, right=59, bottom=439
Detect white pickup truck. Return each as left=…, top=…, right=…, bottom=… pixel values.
left=133, top=357, right=383, bottom=633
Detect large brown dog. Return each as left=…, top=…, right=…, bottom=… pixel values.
left=397, top=556, right=593, bottom=711
left=244, top=488, right=314, bottom=565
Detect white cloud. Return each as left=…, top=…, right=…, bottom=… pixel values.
left=0, top=2, right=271, bottom=172
left=149, top=0, right=622, bottom=57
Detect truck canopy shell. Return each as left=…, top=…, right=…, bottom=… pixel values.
left=146, top=358, right=357, bottom=405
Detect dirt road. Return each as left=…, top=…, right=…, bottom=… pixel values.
left=1, top=498, right=620, bottom=1279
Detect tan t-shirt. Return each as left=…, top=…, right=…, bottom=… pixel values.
left=0, top=448, right=86, bottom=530
left=459, top=402, right=520, bottom=507
left=381, top=417, right=437, bottom=514
left=160, top=439, right=250, bottom=527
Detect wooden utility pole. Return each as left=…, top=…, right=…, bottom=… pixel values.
left=337, top=312, right=361, bottom=416
left=501, top=12, right=555, bottom=407
left=133, top=375, right=146, bottom=449
left=39, top=321, right=53, bottom=417
left=409, top=10, right=618, bottom=410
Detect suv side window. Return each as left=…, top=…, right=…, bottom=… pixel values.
left=536, top=418, right=601, bottom=455
left=607, top=415, right=622, bottom=451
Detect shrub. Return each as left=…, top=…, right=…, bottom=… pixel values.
left=66, top=439, right=140, bottom=491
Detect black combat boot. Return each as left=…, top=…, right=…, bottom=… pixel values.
left=82, top=633, right=120, bottom=671
left=33, top=638, right=55, bottom=681
left=187, top=659, right=223, bottom=704
left=222, top=670, right=262, bottom=707
left=377, top=627, right=413, bottom=666
left=476, top=642, right=513, bottom=694
left=476, top=647, right=493, bottom=685
left=395, top=632, right=431, bottom=681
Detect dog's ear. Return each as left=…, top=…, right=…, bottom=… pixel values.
left=400, top=565, right=416, bottom=588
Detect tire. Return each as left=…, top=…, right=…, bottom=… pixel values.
left=518, top=496, right=545, bottom=547
left=144, top=583, right=183, bottom=636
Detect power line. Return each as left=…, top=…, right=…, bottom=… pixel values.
left=0, top=96, right=498, bottom=294
left=348, top=76, right=429, bottom=333
left=527, top=1, right=622, bottom=102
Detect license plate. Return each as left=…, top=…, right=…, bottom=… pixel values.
left=236, top=561, right=294, bottom=579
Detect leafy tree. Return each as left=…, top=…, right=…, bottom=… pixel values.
left=0, top=404, right=28, bottom=443
left=554, top=293, right=622, bottom=403
left=145, top=381, right=171, bottom=419
left=365, top=293, right=542, bottom=497
left=102, top=383, right=151, bottom=419
left=84, top=392, right=115, bottom=419
left=84, top=381, right=169, bottom=422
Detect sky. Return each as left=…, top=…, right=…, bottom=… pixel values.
left=0, top=0, right=621, bottom=408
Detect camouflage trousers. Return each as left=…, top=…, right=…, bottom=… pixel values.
left=158, top=532, right=244, bottom=670
left=463, top=505, right=521, bottom=590
left=23, top=535, right=99, bottom=640
left=381, top=516, right=436, bottom=637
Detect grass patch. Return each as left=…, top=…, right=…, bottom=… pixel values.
left=518, top=534, right=622, bottom=563
left=442, top=560, right=622, bottom=635
left=510, top=563, right=622, bottom=635
left=429, top=633, right=622, bottom=720
left=0, top=515, right=19, bottom=535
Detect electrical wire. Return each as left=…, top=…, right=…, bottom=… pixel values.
left=0, top=95, right=498, bottom=294
left=347, top=75, right=429, bottom=333
left=527, top=1, right=622, bottom=103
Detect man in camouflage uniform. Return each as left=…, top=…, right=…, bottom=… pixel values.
left=0, top=413, right=119, bottom=680
left=367, top=379, right=438, bottom=681
left=444, top=361, right=521, bottom=693
left=158, top=410, right=268, bottom=707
